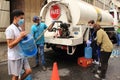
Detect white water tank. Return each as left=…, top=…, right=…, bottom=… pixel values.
left=40, top=0, right=113, bottom=26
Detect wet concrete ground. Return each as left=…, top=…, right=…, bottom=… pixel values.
left=0, top=47, right=120, bottom=80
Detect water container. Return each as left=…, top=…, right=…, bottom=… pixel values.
left=19, top=34, right=37, bottom=57
left=25, top=75, right=32, bottom=80
left=84, top=46, right=92, bottom=59
left=20, top=70, right=32, bottom=80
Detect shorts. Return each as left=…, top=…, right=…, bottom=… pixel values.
left=8, top=58, right=30, bottom=76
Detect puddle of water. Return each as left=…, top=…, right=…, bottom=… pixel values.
left=111, top=49, right=120, bottom=58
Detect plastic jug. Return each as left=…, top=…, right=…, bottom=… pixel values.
left=20, top=70, right=32, bottom=80
left=84, top=42, right=92, bottom=59
left=19, top=34, right=37, bottom=57
left=25, top=75, right=32, bottom=80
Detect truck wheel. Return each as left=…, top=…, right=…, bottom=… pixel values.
left=106, top=31, right=117, bottom=44
left=74, top=43, right=85, bottom=57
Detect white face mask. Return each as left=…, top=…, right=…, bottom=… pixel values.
left=34, top=23, right=38, bottom=25
left=34, top=22, right=40, bottom=26
left=89, top=26, right=93, bottom=28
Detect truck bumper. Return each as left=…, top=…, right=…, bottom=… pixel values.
left=45, top=37, right=83, bottom=46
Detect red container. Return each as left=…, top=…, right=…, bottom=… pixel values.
left=78, top=57, right=93, bottom=67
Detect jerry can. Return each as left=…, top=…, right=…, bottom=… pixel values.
left=84, top=45, right=92, bottom=59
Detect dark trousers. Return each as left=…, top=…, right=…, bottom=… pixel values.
left=116, top=33, right=120, bottom=46
left=91, top=41, right=99, bottom=61
left=99, top=51, right=111, bottom=78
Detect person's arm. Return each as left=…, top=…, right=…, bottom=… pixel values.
left=47, top=22, right=55, bottom=31
left=30, top=26, right=34, bottom=36
left=31, top=26, right=35, bottom=37
left=96, top=30, right=102, bottom=46
left=6, top=31, right=27, bottom=49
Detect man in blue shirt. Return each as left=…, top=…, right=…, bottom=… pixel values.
left=31, top=16, right=55, bottom=70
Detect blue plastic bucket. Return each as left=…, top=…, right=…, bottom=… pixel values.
left=84, top=46, right=92, bottom=58
left=19, top=34, right=37, bottom=57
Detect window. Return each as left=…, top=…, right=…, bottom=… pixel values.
left=83, top=0, right=94, bottom=4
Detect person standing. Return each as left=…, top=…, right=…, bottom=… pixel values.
left=93, top=24, right=113, bottom=80
left=5, top=9, right=32, bottom=80
left=116, top=25, right=120, bottom=46
left=88, top=20, right=99, bottom=64
left=31, top=16, right=55, bottom=70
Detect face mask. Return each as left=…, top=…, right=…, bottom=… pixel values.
left=34, top=23, right=38, bottom=25
left=18, top=19, right=24, bottom=26
left=89, top=26, right=93, bottom=28
left=34, top=22, right=39, bottom=26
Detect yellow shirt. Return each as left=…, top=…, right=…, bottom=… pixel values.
left=96, top=29, right=113, bottom=52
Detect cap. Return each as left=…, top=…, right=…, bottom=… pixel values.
left=33, top=16, right=40, bottom=22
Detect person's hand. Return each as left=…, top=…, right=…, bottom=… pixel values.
left=86, top=40, right=91, bottom=44
left=20, top=31, right=27, bottom=38
left=86, top=40, right=91, bottom=47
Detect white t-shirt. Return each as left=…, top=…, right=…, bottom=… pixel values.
left=5, top=24, right=24, bottom=60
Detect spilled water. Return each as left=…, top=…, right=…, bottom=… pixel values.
left=110, top=48, right=120, bottom=58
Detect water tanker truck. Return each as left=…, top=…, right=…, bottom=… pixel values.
left=40, top=0, right=116, bottom=55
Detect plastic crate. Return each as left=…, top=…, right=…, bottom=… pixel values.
left=78, top=57, right=93, bottom=67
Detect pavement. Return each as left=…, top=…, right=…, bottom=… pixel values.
left=0, top=47, right=120, bottom=80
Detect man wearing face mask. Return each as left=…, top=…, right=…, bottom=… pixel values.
left=5, top=10, right=32, bottom=80
left=88, top=20, right=99, bottom=64
left=31, top=16, right=55, bottom=70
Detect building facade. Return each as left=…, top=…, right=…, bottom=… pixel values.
left=0, top=0, right=45, bottom=62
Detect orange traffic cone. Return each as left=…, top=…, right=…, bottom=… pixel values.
left=51, top=62, right=60, bottom=80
